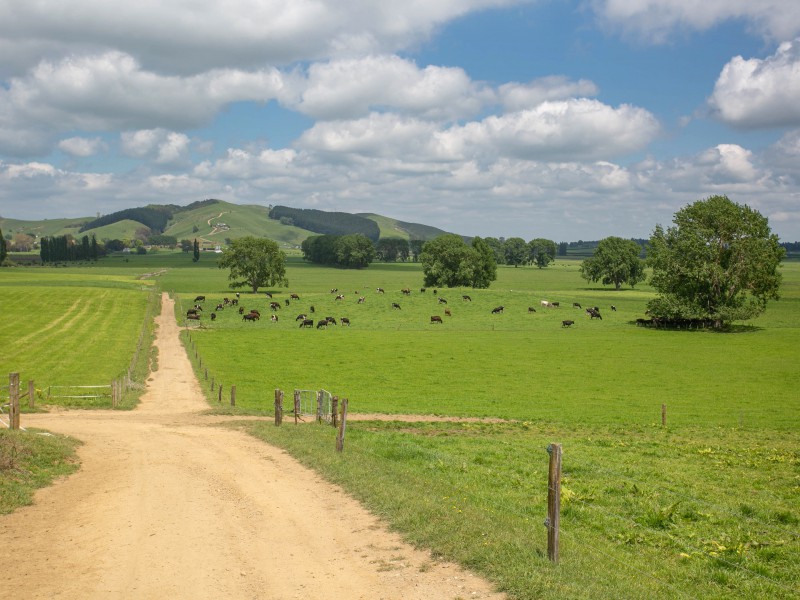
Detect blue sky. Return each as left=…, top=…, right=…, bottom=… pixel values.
left=1, top=1, right=798, bottom=242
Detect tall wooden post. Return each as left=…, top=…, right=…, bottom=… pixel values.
left=230, top=385, right=236, bottom=407
left=293, top=390, right=301, bottom=424
left=274, top=389, right=283, bottom=426
left=218, top=384, right=223, bottom=403
left=9, top=372, right=20, bottom=430
left=336, top=398, right=349, bottom=452
left=546, top=443, right=562, bottom=563
left=28, top=380, right=35, bottom=409
left=111, top=380, right=117, bottom=408
left=316, top=390, right=323, bottom=424
left=661, top=404, right=667, bottom=427
left=331, top=396, right=339, bottom=428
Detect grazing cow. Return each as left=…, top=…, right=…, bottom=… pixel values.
left=433, top=289, right=438, bottom=295
left=335, top=294, right=345, bottom=301
left=401, top=288, right=411, bottom=295
left=326, top=316, right=337, bottom=325
left=265, top=292, right=273, bottom=298
left=194, top=295, right=206, bottom=302
left=186, top=313, right=200, bottom=321
left=271, top=314, right=278, bottom=322
left=316, top=319, right=328, bottom=329
left=341, top=317, right=350, bottom=326
left=562, top=320, right=574, bottom=327
left=438, top=297, right=448, bottom=304
left=541, top=300, right=550, bottom=307
left=210, top=313, right=216, bottom=321
left=235, top=292, right=240, bottom=299
left=270, top=301, right=281, bottom=311
left=290, top=293, right=300, bottom=300
left=186, top=309, right=199, bottom=317
left=445, top=308, right=452, bottom=317
left=376, top=287, right=385, bottom=294
left=231, top=298, right=238, bottom=306
left=249, top=310, right=261, bottom=317
left=299, top=319, right=314, bottom=328
left=295, top=314, right=307, bottom=321
left=462, top=295, right=472, bottom=302
left=223, top=297, right=230, bottom=306
left=573, top=303, right=582, bottom=309
left=285, top=299, right=290, bottom=306
left=528, top=307, right=537, bottom=313
left=309, top=305, right=315, bottom=313
left=392, top=302, right=401, bottom=310
left=611, top=305, right=617, bottom=312
left=420, top=288, right=426, bottom=293
left=551, top=302, right=560, bottom=308
left=357, top=296, right=366, bottom=304
left=586, top=308, right=602, bottom=320
left=194, top=304, right=203, bottom=311
left=216, top=303, right=224, bottom=311
left=491, top=306, right=504, bottom=314
left=430, top=315, right=443, bottom=324
left=238, top=306, right=244, bottom=314
left=330, top=288, right=338, bottom=294
left=243, top=313, right=259, bottom=321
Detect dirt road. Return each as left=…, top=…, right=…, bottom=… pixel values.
left=0, top=293, right=505, bottom=600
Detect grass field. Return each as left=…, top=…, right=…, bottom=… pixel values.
left=1, top=253, right=797, bottom=598
left=166, top=256, right=799, bottom=599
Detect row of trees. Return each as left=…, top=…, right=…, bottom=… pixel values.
left=301, top=234, right=377, bottom=268
left=40, top=234, right=101, bottom=263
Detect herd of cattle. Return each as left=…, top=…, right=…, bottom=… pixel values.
left=183, top=287, right=626, bottom=329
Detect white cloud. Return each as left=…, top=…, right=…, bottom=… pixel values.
left=593, top=0, right=800, bottom=43
left=498, top=76, right=599, bottom=111
left=58, top=136, right=107, bottom=157
left=709, top=39, right=800, bottom=129
left=0, top=1, right=529, bottom=76
left=121, top=129, right=192, bottom=166
left=290, top=55, right=491, bottom=120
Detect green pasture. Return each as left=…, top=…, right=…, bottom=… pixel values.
left=168, top=256, right=798, bottom=599
left=1, top=254, right=797, bottom=598
left=0, top=267, right=157, bottom=408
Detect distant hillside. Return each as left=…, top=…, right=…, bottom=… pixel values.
left=269, top=205, right=380, bottom=241
left=0, top=216, right=90, bottom=238
left=359, top=213, right=451, bottom=241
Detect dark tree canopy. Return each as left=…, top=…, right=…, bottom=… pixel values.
left=646, top=195, right=784, bottom=328
left=503, top=237, right=528, bottom=267
left=0, top=228, right=6, bottom=263
left=529, top=238, right=557, bottom=269
left=580, top=236, right=645, bottom=290
left=420, top=234, right=497, bottom=288
left=217, top=236, right=288, bottom=293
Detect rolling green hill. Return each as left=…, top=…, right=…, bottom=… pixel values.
left=4, top=200, right=455, bottom=249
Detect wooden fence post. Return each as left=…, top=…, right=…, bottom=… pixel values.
left=546, top=443, right=562, bottom=564
left=316, top=390, right=323, bottom=424
left=331, top=396, right=339, bottom=428
left=28, top=380, right=35, bottom=409
left=218, top=384, right=223, bottom=403
left=204, top=367, right=208, bottom=380
left=230, top=385, right=236, bottom=407
left=336, top=398, right=349, bottom=452
left=274, top=389, right=283, bottom=426
left=211, top=377, right=215, bottom=391
left=661, top=404, right=667, bottom=427
left=111, top=380, right=117, bottom=408
left=293, top=390, right=301, bottom=424
left=9, top=372, right=20, bottom=430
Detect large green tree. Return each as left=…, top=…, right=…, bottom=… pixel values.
left=218, top=236, right=288, bottom=293
left=646, top=195, right=784, bottom=328
left=528, top=238, right=557, bottom=269
left=334, top=234, right=376, bottom=268
left=580, top=236, right=645, bottom=290
left=420, top=234, right=496, bottom=288
left=503, top=237, right=528, bottom=267
left=0, top=228, right=6, bottom=264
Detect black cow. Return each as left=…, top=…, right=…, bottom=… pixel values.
left=611, top=305, right=617, bottom=312
left=194, top=295, right=206, bottom=302
left=290, top=293, right=300, bottom=300
left=586, top=308, right=602, bottom=320
left=186, top=309, right=199, bottom=317
left=295, top=314, right=307, bottom=321
left=401, top=288, right=411, bottom=295
left=326, top=317, right=337, bottom=325
left=491, top=306, right=504, bottom=314
left=316, top=319, right=328, bottom=329
left=562, top=320, right=574, bottom=327
left=462, top=295, right=472, bottom=302
left=376, top=287, right=385, bottom=294
left=264, top=292, right=273, bottom=298
left=341, top=317, right=350, bottom=326
left=243, top=313, right=259, bottom=321
left=270, top=301, right=281, bottom=311
left=430, top=315, right=443, bottom=324
left=210, top=313, right=216, bottom=321
left=573, top=303, right=582, bottom=309
left=392, top=302, right=401, bottom=310
left=528, top=307, right=537, bottom=313
left=299, top=319, right=314, bottom=328
left=438, top=297, right=448, bottom=304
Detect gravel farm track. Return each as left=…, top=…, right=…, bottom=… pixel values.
left=0, top=293, right=505, bottom=600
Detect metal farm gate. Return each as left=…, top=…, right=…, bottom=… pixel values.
left=292, top=389, right=333, bottom=423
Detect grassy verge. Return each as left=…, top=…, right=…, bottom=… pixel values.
left=0, top=429, right=81, bottom=514
left=239, top=418, right=798, bottom=600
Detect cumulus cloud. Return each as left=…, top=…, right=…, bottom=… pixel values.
left=593, top=0, right=800, bottom=43
left=289, top=55, right=491, bottom=120
left=0, top=1, right=528, bottom=76
left=498, top=76, right=599, bottom=111
left=121, top=129, right=192, bottom=165
left=58, top=136, right=107, bottom=157
left=709, top=39, right=800, bottom=129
